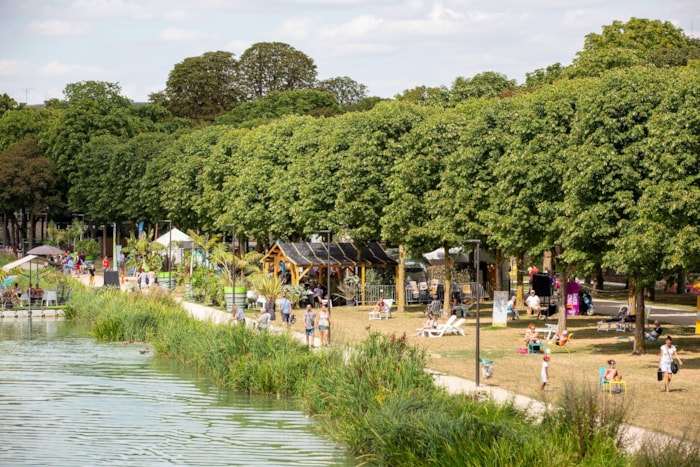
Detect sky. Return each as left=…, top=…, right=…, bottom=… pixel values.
left=0, top=0, right=698, bottom=106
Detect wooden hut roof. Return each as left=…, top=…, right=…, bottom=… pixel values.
left=262, top=241, right=397, bottom=268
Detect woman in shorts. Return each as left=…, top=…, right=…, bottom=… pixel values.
left=318, top=305, right=331, bottom=346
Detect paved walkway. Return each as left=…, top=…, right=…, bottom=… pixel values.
left=80, top=273, right=685, bottom=450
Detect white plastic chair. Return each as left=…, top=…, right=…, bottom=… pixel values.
left=42, top=290, right=58, bottom=307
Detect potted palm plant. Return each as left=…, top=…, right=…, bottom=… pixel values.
left=334, top=275, right=360, bottom=306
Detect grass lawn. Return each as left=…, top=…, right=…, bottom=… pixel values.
left=316, top=301, right=700, bottom=444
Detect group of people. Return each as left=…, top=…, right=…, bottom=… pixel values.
left=240, top=294, right=332, bottom=348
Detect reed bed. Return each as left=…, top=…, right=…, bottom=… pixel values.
left=67, top=289, right=691, bottom=465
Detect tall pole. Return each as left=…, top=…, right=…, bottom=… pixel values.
left=227, top=224, right=235, bottom=292
left=318, top=229, right=332, bottom=344
left=159, top=220, right=172, bottom=289
left=465, top=239, right=482, bottom=387
left=112, top=223, right=117, bottom=272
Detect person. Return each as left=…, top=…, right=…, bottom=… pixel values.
left=525, top=323, right=540, bottom=345
left=102, top=256, right=111, bottom=271
left=279, top=294, right=292, bottom=329
left=118, top=251, right=125, bottom=273
left=88, top=263, right=95, bottom=286
left=415, top=312, right=438, bottom=336
left=318, top=305, right=331, bottom=346
left=256, top=308, right=271, bottom=331
left=659, top=336, right=683, bottom=393
left=303, top=304, right=317, bottom=348
left=426, top=295, right=441, bottom=315
left=605, top=306, right=628, bottom=322
left=525, top=290, right=540, bottom=315
left=550, top=329, right=569, bottom=346
left=541, top=354, right=550, bottom=391
left=264, top=295, right=276, bottom=322
left=373, top=297, right=386, bottom=314
left=233, top=305, right=246, bottom=326
left=137, top=269, right=148, bottom=290
left=603, top=359, right=622, bottom=382
left=12, top=283, right=21, bottom=298
left=645, top=320, right=663, bottom=342
left=506, top=295, right=519, bottom=320
left=313, top=284, right=324, bottom=308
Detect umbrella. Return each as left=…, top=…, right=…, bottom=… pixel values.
left=422, top=247, right=471, bottom=265
left=27, top=245, right=63, bottom=256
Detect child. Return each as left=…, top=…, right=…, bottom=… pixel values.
left=541, top=354, right=550, bottom=391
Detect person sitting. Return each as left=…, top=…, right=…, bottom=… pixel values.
left=525, top=290, right=540, bottom=315
left=603, top=359, right=622, bottom=382
left=415, top=312, right=438, bottom=337
left=31, top=284, right=43, bottom=300
left=550, top=329, right=569, bottom=346
left=525, top=323, right=540, bottom=345
left=645, top=320, right=663, bottom=342
left=12, top=283, right=21, bottom=298
left=605, top=306, right=628, bottom=322
left=374, top=297, right=386, bottom=313
left=426, top=295, right=441, bottom=315
left=506, top=295, right=519, bottom=320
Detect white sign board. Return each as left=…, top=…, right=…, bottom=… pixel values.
left=493, top=291, right=509, bottom=327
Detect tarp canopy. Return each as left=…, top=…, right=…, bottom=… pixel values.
left=155, top=228, right=194, bottom=249
left=2, top=255, right=49, bottom=272
left=423, top=247, right=471, bottom=265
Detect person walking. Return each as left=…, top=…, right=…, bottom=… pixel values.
left=279, top=294, right=292, bottom=329
left=659, top=336, right=683, bottom=393
left=318, top=305, right=331, bottom=346
left=541, top=354, right=550, bottom=392
left=303, top=304, right=317, bottom=348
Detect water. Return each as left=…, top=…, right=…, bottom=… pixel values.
left=0, top=319, right=355, bottom=466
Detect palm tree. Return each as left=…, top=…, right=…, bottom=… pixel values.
left=187, top=230, right=221, bottom=267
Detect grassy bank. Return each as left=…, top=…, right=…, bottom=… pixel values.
left=65, top=287, right=699, bottom=466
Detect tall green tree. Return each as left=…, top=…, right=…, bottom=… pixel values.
left=449, top=71, right=517, bottom=103
left=152, top=51, right=239, bottom=121
left=316, top=76, right=368, bottom=106
left=237, top=42, right=317, bottom=100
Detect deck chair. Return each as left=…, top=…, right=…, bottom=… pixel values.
left=421, top=316, right=458, bottom=338
left=409, top=281, right=420, bottom=302
left=445, top=318, right=467, bottom=336
left=549, top=332, right=573, bottom=353
left=429, top=279, right=439, bottom=296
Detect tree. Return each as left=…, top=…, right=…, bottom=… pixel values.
left=0, top=93, right=21, bottom=117
left=0, top=107, right=51, bottom=152
left=213, top=89, right=339, bottom=128
left=394, top=85, right=449, bottom=107
left=153, top=51, right=239, bottom=121
left=449, top=71, right=517, bottom=103
left=316, top=76, right=368, bottom=106
left=525, top=63, right=565, bottom=88
left=237, top=42, right=317, bottom=100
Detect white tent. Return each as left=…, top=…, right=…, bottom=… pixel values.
left=155, top=228, right=194, bottom=264
left=422, top=247, right=471, bottom=265
left=155, top=228, right=194, bottom=249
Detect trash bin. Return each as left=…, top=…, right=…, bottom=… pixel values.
left=480, top=358, right=493, bottom=378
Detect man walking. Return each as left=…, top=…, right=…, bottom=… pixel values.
left=279, top=294, right=292, bottom=329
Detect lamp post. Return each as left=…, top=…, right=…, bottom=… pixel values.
left=318, top=229, right=332, bottom=343
left=159, top=220, right=172, bottom=289
left=226, top=224, right=236, bottom=292
left=465, top=239, right=482, bottom=387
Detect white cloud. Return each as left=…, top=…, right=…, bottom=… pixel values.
left=164, top=9, right=190, bottom=21
left=68, top=0, right=156, bottom=20
left=158, top=27, right=210, bottom=42
left=39, top=60, right=111, bottom=78
left=0, top=59, right=33, bottom=76
left=29, top=19, right=94, bottom=36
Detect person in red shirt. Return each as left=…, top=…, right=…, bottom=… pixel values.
left=102, top=256, right=111, bottom=271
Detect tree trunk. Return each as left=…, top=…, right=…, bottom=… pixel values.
left=595, top=266, right=605, bottom=291
left=442, top=244, right=452, bottom=319
left=515, top=253, right=525, bottom=309
left=494, top=249, right=504, bottom=292
left=634, top=286, right=646, bottom=355
left=397, top=244, right=406, bottom=312
left=557, top=267, right=568, bottom=334
left=677, top=269, right=686, bottom=295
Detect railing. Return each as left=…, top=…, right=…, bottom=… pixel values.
left=358, top=282, right=485, bottom=306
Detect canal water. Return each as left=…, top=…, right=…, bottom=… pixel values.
left=0, top=319, right=355, bottom=466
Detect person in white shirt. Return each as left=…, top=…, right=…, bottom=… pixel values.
left=525, top=290, right=540, bottom=315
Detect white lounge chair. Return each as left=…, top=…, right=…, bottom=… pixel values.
left=420, top=315, right=458, bottom=338
left=445, top=318, right=467, bottom=336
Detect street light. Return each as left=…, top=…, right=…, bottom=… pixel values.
left=159, top=220, right=172, bottom=290
left=464, top=239, right=482, bottom=387
left=226, top=224, right=236, bottom=292
left=318, top=229, right=332, bottom=343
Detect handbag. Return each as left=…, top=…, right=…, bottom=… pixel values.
left=657, top=368, right=663, bottom=381
left=671, top=362, right=679, bottom=374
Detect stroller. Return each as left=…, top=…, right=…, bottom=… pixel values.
left=579, top=291, right=594, bottom=316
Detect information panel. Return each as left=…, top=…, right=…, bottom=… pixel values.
left=493, top=291, right=509, bottom=327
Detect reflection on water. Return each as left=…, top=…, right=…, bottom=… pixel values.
left=0, top=319, right=354, bottom=466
